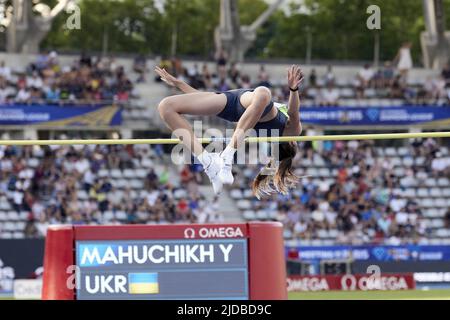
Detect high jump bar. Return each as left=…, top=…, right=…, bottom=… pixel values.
left=0, top=132, right=449, bottom=146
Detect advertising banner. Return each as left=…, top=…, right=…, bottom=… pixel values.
left=287, top=274, right=416, bottom=292
left=300, top=106, right=450, bottom=126
left=0, top=104, right=122, bottom=126
left=287, top=245, right=450, bottom=262
left=0, top=239, right=44, bottom=296
left=0, top=258, right=14, bottom=296
left=13, top=279, right=43, bottom=300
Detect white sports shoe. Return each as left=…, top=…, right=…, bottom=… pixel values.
left=203, top=153, right=224, bottom=195
left=219, top=162, right=234, bottom=185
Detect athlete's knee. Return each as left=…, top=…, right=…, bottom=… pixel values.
left=158, top=97, right=178, bottom=120
left=254, top=86, right=272, bottom=104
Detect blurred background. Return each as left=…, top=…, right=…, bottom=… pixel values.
left=0, top=0, right=450, bottom=299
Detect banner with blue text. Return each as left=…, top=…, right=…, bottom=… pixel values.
left=300, top=106, right=450, bottom=126
left=0, top=104, right=122, bottom=126
left=286, top=245, right=450, bottom=261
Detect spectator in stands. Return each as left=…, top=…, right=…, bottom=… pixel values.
left=445, top=209, right=450, bottom=228
left=0, top=61, right=11, bottom=81
left=394, top=42, right=413, bottom=81
left=389, top=192, right=407, bottom=213
left=45, top=84, right=61, bottom=103
left=158, top=165, right=170, bottom=186
left=389, top=74, right=405, bottom=99
left=319, top=83, right=340, bottom=106
left=431, top=152, right=449, bottom=177
left=42, top=52, right=61, bottom=78
left=27, top=71, right=43, bottom=90
left=33, top=51, right=51, bottom=72
left=441, top=63, right=450, bottom=87
left=0, top=82, right=12, bottom=104
left=217, top=76, right=231, bottom=92
left=357, top=64, right=374, bottom=89
left=15, top=85, right=31, bottom=103
left=201, top=64, right=213, bottom=90
left=323, top=65, right=335, bottom=86
left=197, top=196, right=223, bottom=223
left=29, top=87, right=43, bottom=104
left=16, top=74, right=26, bottom=88
left=257, top=65, right=271, bottom=88
left=293, top=218, right=310, bottom=239
left=308, top=68, right=317, bottom=87
left=79, top=52, right=92, bottom=68
left=155, top=56, right=172, bottom=83
left=372, top=66, right=384, bottom=89
left=228, top=62, right=240, bottom=87
left=240, top=74, right=252, bottom=89
left=431, top=76, right=447, bottom=103
left=171, top=57, right=184, bottom=78
left=419, top=76, right=447, bottom=105
left=416, top=76, right=433, bottom=104
left=215, top=48, right=228, bottom=79
left=186, top=64, right=202, bottom=89
left=180, top=164, right=199, bottom=197
left=186, top=63, right=199, bottom=79
left=354, top=64, right=374, bottom=98
left=24, top=219, right=38, bottom=239
left=381, top=61, right=395, bottom=88
left=133, top=54, right=147, bottom=83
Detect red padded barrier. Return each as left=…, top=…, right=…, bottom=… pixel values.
left=41, top=225, right=75, bottom=300
left=42, top=222, right=287, bottom=300
left=248, top=222, right=287, bottom=299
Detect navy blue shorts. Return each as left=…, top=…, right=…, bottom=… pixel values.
left=216, top=89, right=273, bottom=122
left=216, top=89, right=287, bottom=137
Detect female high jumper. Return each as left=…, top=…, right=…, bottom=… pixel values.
left=156, top=64, right=304, bottom=199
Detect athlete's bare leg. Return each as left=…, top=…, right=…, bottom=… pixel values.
left=158, top=92, right=227, bottom=156
left=220, top=86, right=273, bottom=184
left=158, top=92, right=227, bottom=194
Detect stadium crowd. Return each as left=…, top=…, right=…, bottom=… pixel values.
left=232, top=137, right=450, bottom=245
left=0, top=135, right=448, bottom=244
left=0, top=53, right=448, bottom=243
left=0, top=52, right=134, bottom=105
left=156, top=55, right=450, bottom=106
left=0, top=143, right=222, bottom=238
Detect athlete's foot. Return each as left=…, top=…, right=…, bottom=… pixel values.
left=219, top=146, right=236, bottom=185
left=219, top=161, right=234, bottom=185
left=203, top=153, right=224, bottom=195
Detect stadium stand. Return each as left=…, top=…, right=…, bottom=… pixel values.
left=162, top=57, right=450, bottom=107
left=0, top=143, right=222, bottom=239
left=0, top=52, right=134, bottom=104
left=232, top=138, right=450, bottom=245
left=0, top=54, right=449, bottom=246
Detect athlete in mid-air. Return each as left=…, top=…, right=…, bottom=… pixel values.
left=156, top=64, right=304, bottom=199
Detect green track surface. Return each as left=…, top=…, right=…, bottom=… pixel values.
left=288, top=289, right=450, bottom=300
left=2, top=290, right=450, bottom=300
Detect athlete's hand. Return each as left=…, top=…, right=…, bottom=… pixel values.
left=155, top=66, right=180, bottom=87
left=287, top=65, right=304, bottom=90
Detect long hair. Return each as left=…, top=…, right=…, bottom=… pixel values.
left=252, top=142, right=299, bottom=199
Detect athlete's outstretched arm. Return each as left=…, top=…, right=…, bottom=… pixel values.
left=286, top=65, right=303, bottom=134
left=155, top=66, right=199, bottom=94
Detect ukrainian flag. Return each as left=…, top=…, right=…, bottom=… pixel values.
left=128, top=273, right=159, bottom=294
